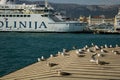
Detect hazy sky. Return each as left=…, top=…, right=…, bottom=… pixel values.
left=31, top=0, right=120, bottom=5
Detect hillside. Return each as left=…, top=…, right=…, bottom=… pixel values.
left=17, top=0, right=120, bottom=18
left=51, top=4, right=120, bottom=18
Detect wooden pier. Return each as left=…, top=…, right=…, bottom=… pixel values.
left=0, top=46, right=120, bottom=80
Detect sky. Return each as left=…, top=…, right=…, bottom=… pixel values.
left=31, top=0, right=120, bottom=5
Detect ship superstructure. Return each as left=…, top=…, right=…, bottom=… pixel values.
left=0, top=0, right=86, bottom=32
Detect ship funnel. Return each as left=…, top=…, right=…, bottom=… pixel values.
left=0, top=0, right=16, bottom=5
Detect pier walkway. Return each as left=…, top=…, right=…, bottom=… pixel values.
left=0, top=46, right=120, bottom=80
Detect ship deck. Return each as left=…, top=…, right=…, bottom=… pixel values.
left=0, top=46, right=120, bottom=80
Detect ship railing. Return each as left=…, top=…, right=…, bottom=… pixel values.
left=0, top=4, right=53, bottom=10
left=0, top=4, right=36, bottom=10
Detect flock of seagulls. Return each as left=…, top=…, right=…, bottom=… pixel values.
left=36, top=43, right=119, bottom=75
left=38, top=43, right=119, bottom=63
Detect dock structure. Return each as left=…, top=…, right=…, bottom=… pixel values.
left=0, top=46, right=120, bottom=80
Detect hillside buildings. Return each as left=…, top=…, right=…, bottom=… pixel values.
left=79, top=15, right=114, bottom=25
left=114, top=8, right=120, bottom=31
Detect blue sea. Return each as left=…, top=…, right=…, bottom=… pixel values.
left=0, top=32, right=120, bottom=77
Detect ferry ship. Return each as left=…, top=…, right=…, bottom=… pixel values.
left=0, top=0, right=86, bottom=32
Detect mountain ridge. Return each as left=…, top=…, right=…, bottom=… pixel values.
left=17, top=0, right=120, bottom=18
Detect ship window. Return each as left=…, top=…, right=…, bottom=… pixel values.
left=28, top=15, right=30, bottom=17
left=20, top=15, right=23, bottom=17
left=26, top=15, right=30, bottom=17
left=6, top=15, right=8, bottom=17
left=13, top=15, right=16, bottom=17
left=44, top=9, right=49, bottom=12
left=24, top=15, right=26, bottom=17
left=17, top=15, right=20, bottom=17
left=9, top=15, right=12, bottom=17
left=2, top=15, right=5, bottom=17
left=41, top=15, right=48, bottom=17
left=5, top=6, right=9, bottom=8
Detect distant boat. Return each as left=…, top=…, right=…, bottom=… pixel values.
left=88, top=23, right=114, bottom=32
left=0, top=0, right=86, bottom=32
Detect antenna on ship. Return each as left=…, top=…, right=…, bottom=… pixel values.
left=118, top=8, right=120, bottom=15
left=88, top=15, right=91, bottom=26
left=114, top=15, right=117, bottom=32
left=45, top=0, right=48, bottom=8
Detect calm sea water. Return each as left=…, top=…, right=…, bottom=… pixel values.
left=0, top=32, right=120, bottom=77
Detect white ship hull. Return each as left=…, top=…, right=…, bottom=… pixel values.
left=0, top=14, right=85, bottom=32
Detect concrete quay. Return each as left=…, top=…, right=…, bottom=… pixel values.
left=0, top=45, right=120, bottom=80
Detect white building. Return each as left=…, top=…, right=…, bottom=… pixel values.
left=114, top=8, right=120, bottom=31
left=88, top=15, right=114, bottom=25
